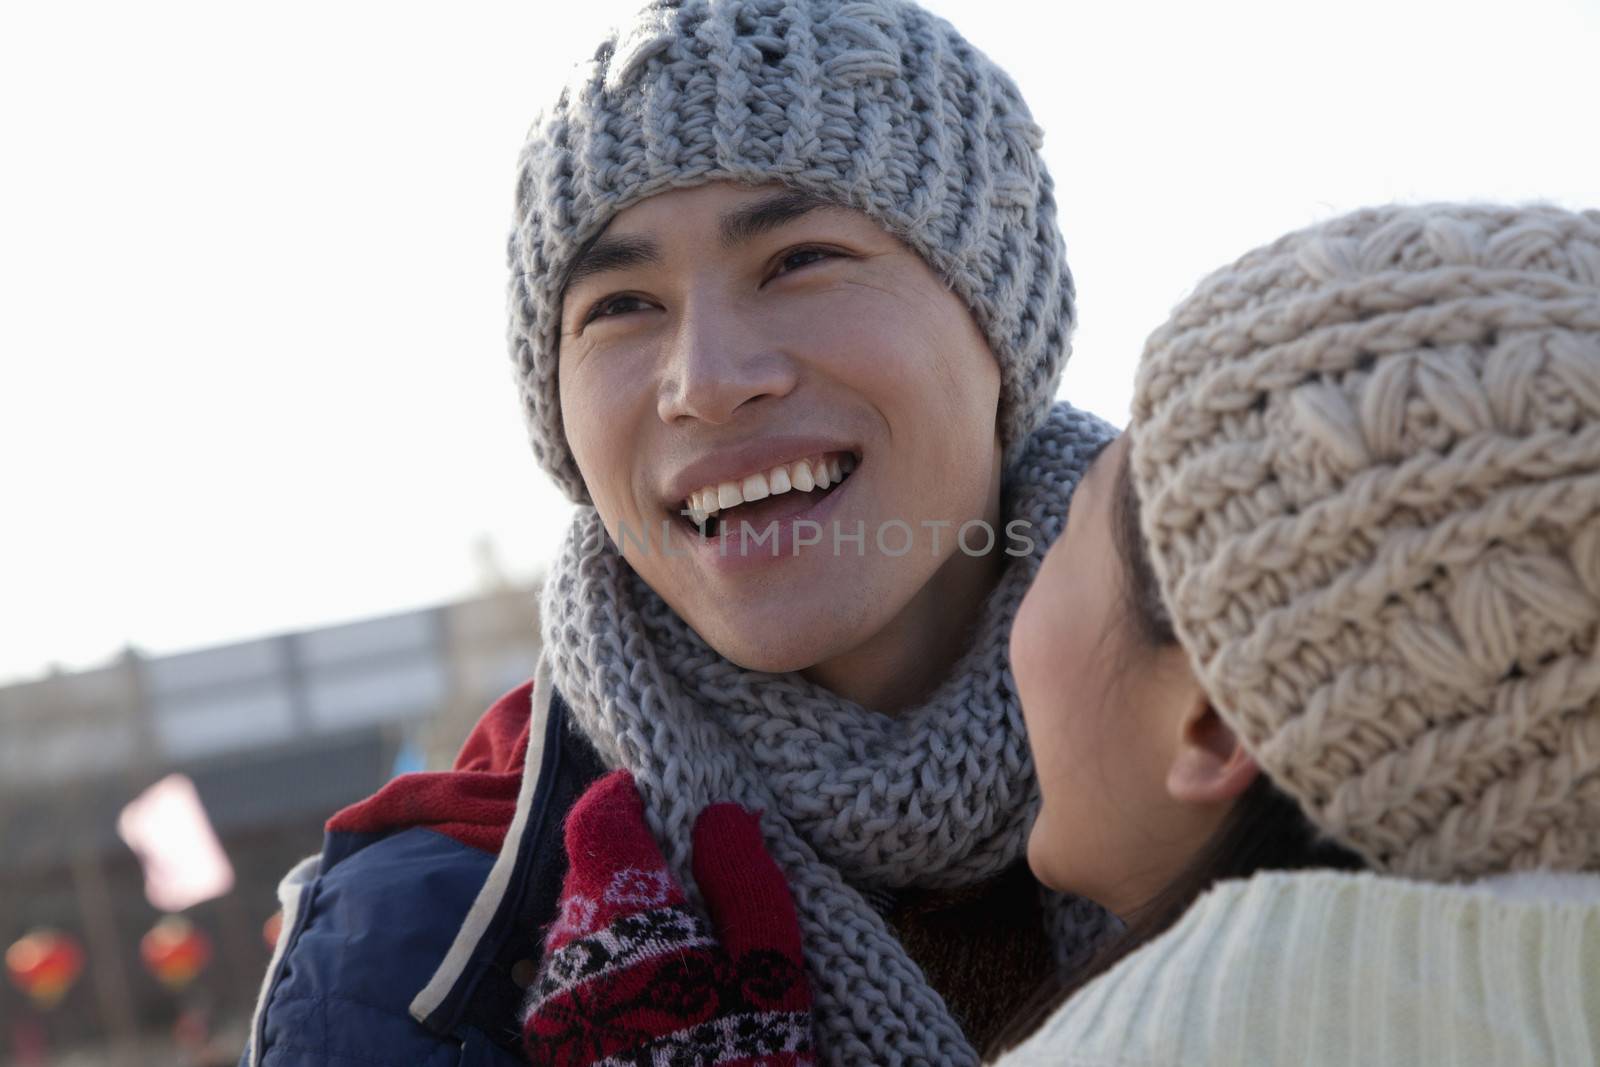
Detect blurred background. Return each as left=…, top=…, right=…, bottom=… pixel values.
left=2, top=0, right=1596, bottom=1062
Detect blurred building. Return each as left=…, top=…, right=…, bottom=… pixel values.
left=0, top=583, right=542, bottom=1067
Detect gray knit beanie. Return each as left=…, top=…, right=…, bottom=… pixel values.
left=508, top=0, right=1072, bottom=502
left=1131, top=203, right=1600, bottom=880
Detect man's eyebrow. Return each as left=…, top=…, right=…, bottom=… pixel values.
left=562, top=233, right=663, bottom=291
left=718, top=190, right=831, bottom=247
left=560, top=190, right=831, bottom=295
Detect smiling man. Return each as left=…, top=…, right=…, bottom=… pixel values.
left=240, top=2, right=1115, bottom=1065
left=557, top=182, right=1015, bottom=709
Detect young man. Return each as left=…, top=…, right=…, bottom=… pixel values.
left=240, top=2, right=1115, bottom=1064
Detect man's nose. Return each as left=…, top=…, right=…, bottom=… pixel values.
left=656, top=299, right=797, bottom=425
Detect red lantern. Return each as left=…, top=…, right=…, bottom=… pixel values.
left=262, top=911, right=283, bottom=951
left=6, top=928, right=85, bottom=1009
left=140, top=915, right=212, bottom=991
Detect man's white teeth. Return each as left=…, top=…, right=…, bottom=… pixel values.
left=684, top=452, right=854, bottom=520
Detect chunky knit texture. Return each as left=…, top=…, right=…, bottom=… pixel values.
left=539, top=402, right=1119, bottom=1066
left=509, top=0, right=1073, bottom=502
left=1130, top=203, right=1600, bottom=880
left=996, top=868, right=1600, bottom=1067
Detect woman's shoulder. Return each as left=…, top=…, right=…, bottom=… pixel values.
left=995, top=868, right=1600, bottom=1067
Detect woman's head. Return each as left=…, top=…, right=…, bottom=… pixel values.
left=1016, top=203, right=1600, bottom=910
left=1013, top=433, right=1262, bottom=911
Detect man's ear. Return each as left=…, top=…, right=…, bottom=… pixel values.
left=1166, top=697, right=1258, bottom=806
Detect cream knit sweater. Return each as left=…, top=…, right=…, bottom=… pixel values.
left=995, top=869, right=1600, bottom=1066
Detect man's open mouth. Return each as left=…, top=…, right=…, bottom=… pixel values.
left=679, top=450, right=858, bottom=537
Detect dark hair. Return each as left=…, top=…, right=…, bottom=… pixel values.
left=987, top=442, right=1367, bottom=1058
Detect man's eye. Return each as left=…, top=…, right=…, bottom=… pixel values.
left=583, top=294, right=651, bottom=325
left=772, top=247, right=837, bottom=277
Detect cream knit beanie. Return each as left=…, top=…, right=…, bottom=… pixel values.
left=1130, top=203, right=1600, bottom=880
left=508, top=0, right=1072, bottom=502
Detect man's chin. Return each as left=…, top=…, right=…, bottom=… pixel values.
left=681, top=603, right=866, bottom=677
left=696, top=630, right=839, bottom=676
left=656, top=561, right=895, bottom=676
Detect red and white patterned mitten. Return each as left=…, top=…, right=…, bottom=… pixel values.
left=522, top=769, right=814, bottom=1066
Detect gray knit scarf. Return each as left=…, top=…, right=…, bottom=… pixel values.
left=539, top=402, right=1116, bottom=1066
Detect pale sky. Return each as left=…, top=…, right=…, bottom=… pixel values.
left=3, top=0, right=1596, bottom=684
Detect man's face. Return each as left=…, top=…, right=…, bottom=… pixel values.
left=557, top=181, right=1003, bottom=672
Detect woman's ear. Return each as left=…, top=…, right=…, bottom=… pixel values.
left=1165, top=696, right=1258, bottom=806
